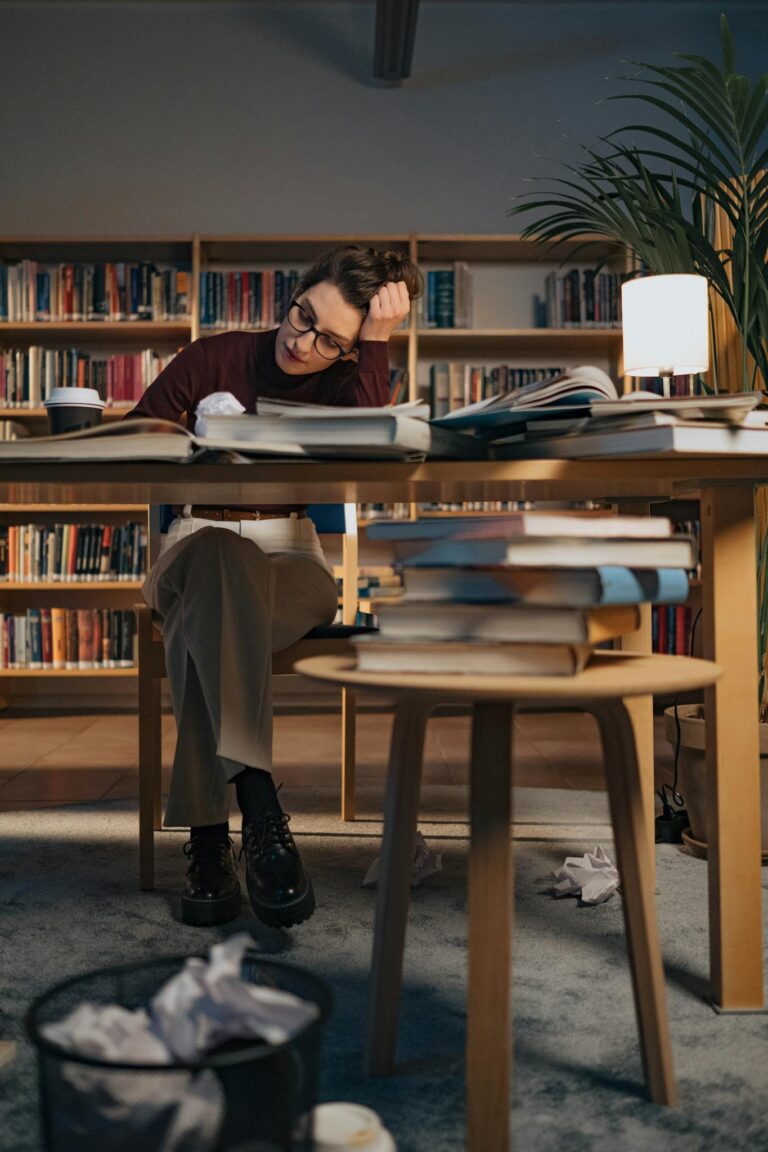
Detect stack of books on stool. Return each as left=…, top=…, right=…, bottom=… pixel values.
left=354, top=511, right=696, bottom=675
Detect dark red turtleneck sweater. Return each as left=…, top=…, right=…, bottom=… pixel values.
left=125, top=328, right=392, bottom=513
left=126, top=328, right=391, bottom=421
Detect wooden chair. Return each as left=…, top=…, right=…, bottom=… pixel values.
left=135, top=503, right=371, bottom=891
left=294, top=650, right=722, bottom=1152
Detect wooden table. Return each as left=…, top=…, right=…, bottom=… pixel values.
left=295, top=651, right=721, bottom=1152
left=0, top=455, right=763, bottom=1012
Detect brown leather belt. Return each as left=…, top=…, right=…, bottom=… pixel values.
left=173, top=506, right=308, bottom=522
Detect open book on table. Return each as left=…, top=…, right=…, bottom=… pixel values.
left=0, top=411, right=482, bottom=462
left=430, top=365, right=619, bottom=430
left=432, top=366, right=763, bottom=435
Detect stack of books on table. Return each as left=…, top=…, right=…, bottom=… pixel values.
left=353, top=511, right=695, bottom=675
left=430, top=364, right=768, bottom=459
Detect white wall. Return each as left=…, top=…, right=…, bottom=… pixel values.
left=0, top=1, right=765, bottom=235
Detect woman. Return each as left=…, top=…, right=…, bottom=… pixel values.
left=128, top=244, right=422, bottom=929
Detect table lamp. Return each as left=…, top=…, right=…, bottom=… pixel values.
left=621, top=273, right=710, bottom=397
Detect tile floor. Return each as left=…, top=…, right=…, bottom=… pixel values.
left=0, top=708, right=677, bottom=810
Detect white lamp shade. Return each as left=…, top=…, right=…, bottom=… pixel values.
left=622, top=274, right=709, bottom=376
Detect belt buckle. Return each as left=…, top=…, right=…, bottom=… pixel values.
left=254, top=511, right=261, bottom=521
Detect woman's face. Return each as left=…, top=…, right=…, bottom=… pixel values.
left=275, top=280, right=365, bottom=375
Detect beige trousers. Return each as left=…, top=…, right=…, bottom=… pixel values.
left=142, top=524, right=338, bottom=828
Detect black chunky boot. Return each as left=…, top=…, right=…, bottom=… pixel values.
left=181, top=827, right=241, bottom=927
left=241, top=810, right=315, bottom=928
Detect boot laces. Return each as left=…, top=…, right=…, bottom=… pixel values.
left=183, top=836, right=232, bottom=876
left=240, top=812, right=295, bottom=861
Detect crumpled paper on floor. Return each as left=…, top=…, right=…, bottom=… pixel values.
left=40, top=934, right=318, bottom=1152
left=552, top=845, right=620, bottom=905
left=362, top=830, right=442, bottom=889
left=151, top=935, right=319, bottom=1061
left=194, top=390, right=245, bottom=436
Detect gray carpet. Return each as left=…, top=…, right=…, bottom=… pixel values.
left=1, top=792, right=767, bottom=1152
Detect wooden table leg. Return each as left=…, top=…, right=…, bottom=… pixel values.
left=467, top=702, right=513, bottom=1152
left=615, top=498, right=656, bottom=876
left=700, top=485, right=764, bottom=1010
left=593, top=700, right=676, bottom=1105
left=366, top=698, right=432, bottom=1076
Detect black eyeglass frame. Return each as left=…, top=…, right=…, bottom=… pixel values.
left=284, top=299, right=358, bottom=361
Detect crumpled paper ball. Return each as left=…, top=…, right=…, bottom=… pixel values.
left=362, top=830, right=442, bottom=889
left=552, top=845, right=620, bottom=905
left=194, top=391, right=246, bottom=436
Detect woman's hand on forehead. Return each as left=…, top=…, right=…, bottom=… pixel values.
left=359, top=281, right=411, bottom=343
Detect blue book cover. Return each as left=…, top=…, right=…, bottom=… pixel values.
left=401, top=564, right=690, bottom=606
left=399, top=537, right=696, bottom=571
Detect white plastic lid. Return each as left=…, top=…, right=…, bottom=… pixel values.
left=313, top=1103, right=395, bottom=1150
left=43, top=387, right=105, bottom=409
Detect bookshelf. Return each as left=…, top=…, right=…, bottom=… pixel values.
left=0, top=231, right=629, bottom=705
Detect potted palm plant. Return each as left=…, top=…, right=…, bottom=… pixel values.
left=508, top=16, right=768, bottom=855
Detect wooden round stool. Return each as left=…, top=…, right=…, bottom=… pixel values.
left=295, top=650, right=721, bottom=1152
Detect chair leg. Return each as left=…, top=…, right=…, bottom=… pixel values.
left=592, top=698, right=677, bottom=1106
left=467, top=702, right=513, bottom=1152
left=341, top=686, right=356, bottom=822
left=139, top=672, right=162, bottom=892
left=366, top=698, right=432, bottom=1077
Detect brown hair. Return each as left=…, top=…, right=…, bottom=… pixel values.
left=294, top=244, right=423, bottom=311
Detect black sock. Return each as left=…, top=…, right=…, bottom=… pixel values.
left=233, top=767, right=281, bottom=823
left=190, top=821, right=229, bottom=842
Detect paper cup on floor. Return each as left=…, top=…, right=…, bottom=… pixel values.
left=44, top=388, right=105, bottom=435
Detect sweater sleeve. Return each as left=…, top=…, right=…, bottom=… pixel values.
left=124, top=340, right=208, bottom=423
left=352, top=341, right=391, bottom=407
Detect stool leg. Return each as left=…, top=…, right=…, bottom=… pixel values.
left=341, top=686, right=357, bottom=822
left=467, top=702, right=513, bottom=1152
left=366, top=698, right=431, bottom=1077
left=593, top=699, right=677, bottom=1106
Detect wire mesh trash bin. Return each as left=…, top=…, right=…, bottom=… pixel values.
left=26, top=953, right=332, bottom=1152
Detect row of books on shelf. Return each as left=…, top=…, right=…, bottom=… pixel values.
left=417, top=264, right=472, bottom=328
left=0, top=347, right=175, bottom=407
left=0, top=522, right=146, bottom=583
left=199, top=269, right=299, bottom=330
left=358, top=501, right=530, bottom=521
left=428, top=363, right=564, bottom=417
left=350, top=512, right=692, bottom=674
left=0, top=258, right=623, bottom=332
left=1, top=608, right=137, bottom=670
left=652, top=605, right=693, bottom=656
left=0, top=262, right=190, bottom=323
left=537, top=268, right=623, bottom=329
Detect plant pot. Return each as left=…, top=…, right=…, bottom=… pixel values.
left=663, top=704, right=768, bottom=857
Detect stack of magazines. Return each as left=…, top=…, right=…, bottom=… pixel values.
left=351, top=510, right=696, bottom=675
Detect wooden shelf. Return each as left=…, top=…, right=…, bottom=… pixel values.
left=416, top=327, right=622, bottom=356
left=0, top=503, right=146, bottom=512
left=0, top=322, right=190, bottom=343
left=0, top=667, right=137, bottom=677
left=198, top=326, right=409, bottom=342
left=0, top=581, right=143, bottom=590
left=0, top=408, right=133, bottom=422
left=198, top=234, right=411, bottom=264
left=415, top=233, right=625, bottom=264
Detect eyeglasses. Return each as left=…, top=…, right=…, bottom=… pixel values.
left=285, top=300, right=355, bottom=361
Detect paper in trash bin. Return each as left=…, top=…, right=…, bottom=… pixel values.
left=552, top=845, right=620, bottom=905
left=39, top=934, right=319, bottom=1151
left=42, top=1003, right=171, bottom=1064
left=152, top=933, right=319, bottom=1061
left=362, top=830, right=442, bottom=889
